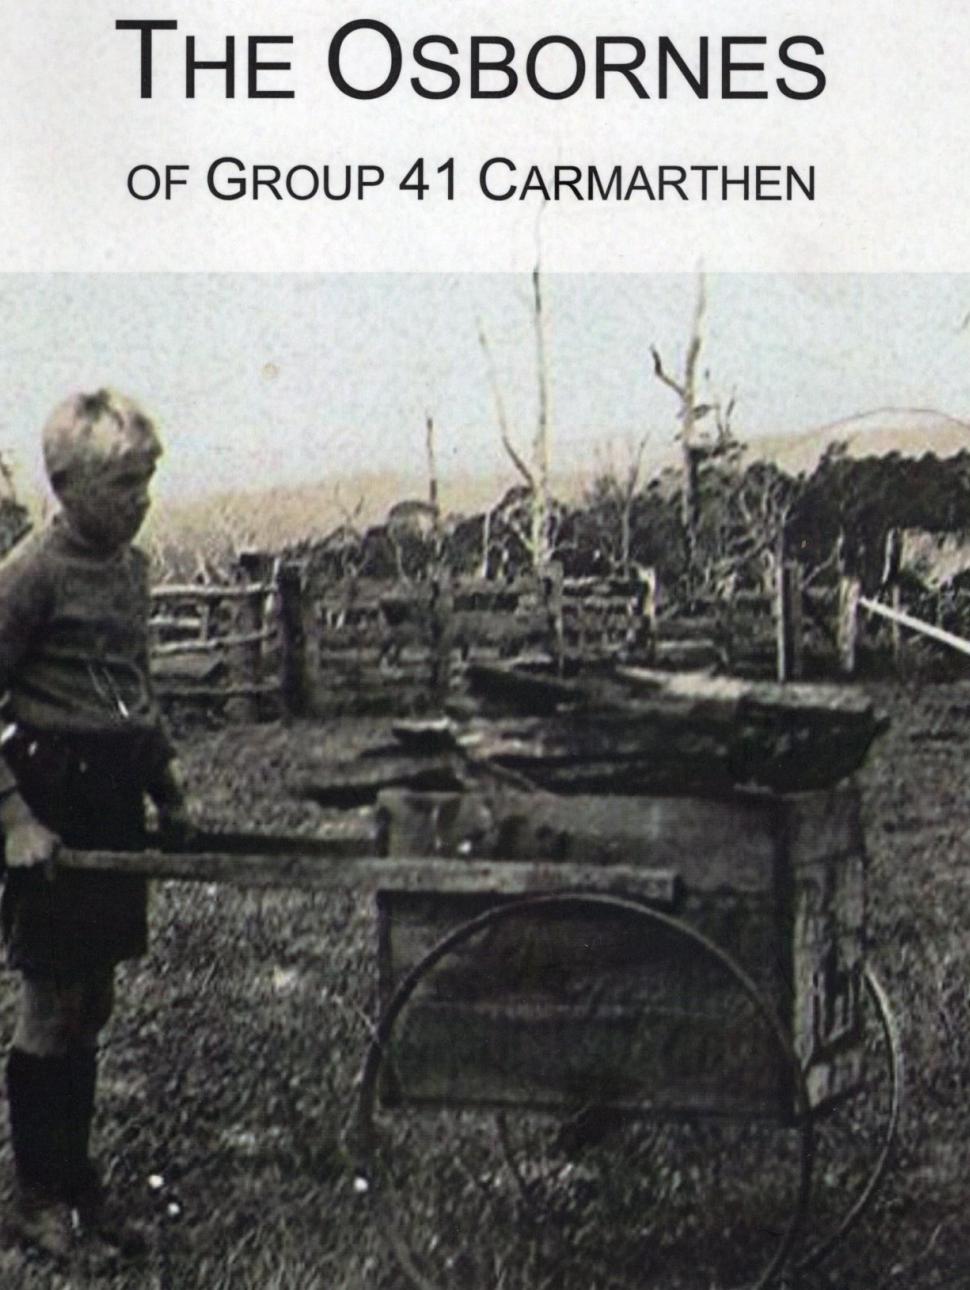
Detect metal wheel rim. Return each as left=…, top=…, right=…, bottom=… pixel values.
left=355, top=891, right=815, bottom=1290
left=794, top=965, right=904, bottom=1273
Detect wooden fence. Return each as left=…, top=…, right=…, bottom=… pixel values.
left=149, top=574, right=290, bottom=719
left=297, top=567, right=655, bottom=715
left=149, top=565, right=655, bottom=719
left=148, top=557, right=970, bottom=722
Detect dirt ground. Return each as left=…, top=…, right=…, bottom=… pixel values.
left=0, top=684, right=967, bottom=1288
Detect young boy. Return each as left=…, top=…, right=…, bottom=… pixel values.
left=0, top=390, right=190, bottom=1259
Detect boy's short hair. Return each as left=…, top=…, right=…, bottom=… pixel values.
left=42, top=389, right=162, bottom=494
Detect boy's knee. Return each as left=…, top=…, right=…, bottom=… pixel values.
left=79, top=973, right=115, bottom=1046
left=14, top=972, right=115, bottom=1055
left=14, top=978, right=74, bottom=1054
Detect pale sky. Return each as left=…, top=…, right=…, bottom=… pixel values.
left=1, top=274, right=969, bottom=505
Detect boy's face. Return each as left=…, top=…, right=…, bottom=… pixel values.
left=58, top=458, right=156, bottom=550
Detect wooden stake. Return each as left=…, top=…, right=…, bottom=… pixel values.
left=278, top=561, right=308, bottom=717
left=837, top=578, right=861, bottom=676
left=861, top=594, right=970, bottom=659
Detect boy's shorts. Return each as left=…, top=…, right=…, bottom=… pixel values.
left=1, top=727, right=151, bottom=978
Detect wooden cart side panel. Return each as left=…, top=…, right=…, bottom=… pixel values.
left=782, top=785, right=867, bottom=1111
left=378, top=889, right=790, bottom=1116
left=377, top=792, right=792, bottom=1117
left=378, top=789, right=780, bottom=891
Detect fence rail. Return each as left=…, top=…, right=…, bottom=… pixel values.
left=148, top=557, right=970, bottom=722
left=149, top=572, right=287, bottom=719
left=149, top=565, right=654, bottom=719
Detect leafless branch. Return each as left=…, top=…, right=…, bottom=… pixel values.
left=531, top=259, right=551, bottom=566
left=0, top=451, right=17, bottom=499
left=650, top=346, right=685, bottom=399
left=332, top=483, right=365, bottom=535
left=477, top=317, right=534, bottom=489
left=425, top=412, right=439, bottom=525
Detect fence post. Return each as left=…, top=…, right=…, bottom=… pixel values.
left=636, top=566, right=657, bottom=660
left=231, top=587, right=262, bottom=721
left=776, top=560, right=804, bottom=683
left=891, top=584, right=905, bottom=670
left=541, top=561, right=565, bottom=675
left=277, top=561, right=308, bottom=717
left=428, top=568, right=453, bottom=712
left=231, top=552, right=265, bottom=721
left=837, top=576, right=861, bottom=676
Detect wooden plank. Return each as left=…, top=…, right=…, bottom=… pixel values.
left=379, top=890, right=788, bottom=1114
left=783, top=787, right=867, bottom=1112
left=465, top=660, right=883, bottom=730
left=386, top=1000, right=786, bottom=1116
left=653, top=639, right=723, bottom=669
left=451, top=695, right=883, bottom=792
left=616, top=667, right=884, bottom=723
left=782, top=784, right=864, bottom=866
left=861, top=594, right=970, bottom=658
left=151, top=654, right=225, bottom=684
left=153, top=628, right=274, bottom=656
left=384, top=888, right=777, bottom=989
left=378, top=789, right=780, bottom=894
left=313, top=647, right=386, bottom=665
left=791, top=856, right=865, bottom=950
left=154, top=681, right=280, bottom=699
left=293, top=756, right=468, bottom=806
left=655, top=616, right=722, bottom=639
left=465, top=663, right=582, bottom=712
left=152, top=582, right=276, bottom=601
left=54, top=846, right=679, bottom=902
left=149, top=614, right=205, bottom=634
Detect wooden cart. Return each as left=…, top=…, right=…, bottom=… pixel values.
left=58, top=669, right=902, bottom=1290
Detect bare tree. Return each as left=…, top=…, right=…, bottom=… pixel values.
left=425, top=413, right=451, bottom=704
left=0, top=450, right=17, bottom=499
left=591, top=435, right=650, bottom=577
left=716, top=462, right=801, bottom=596
left=477, top=258, right=555, bottom=573
left=530, top=263, right=553, bottom=569
left=650, top=273, right=712, bottom=582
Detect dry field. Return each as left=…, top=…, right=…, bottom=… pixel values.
left=0, top=681, right=967, bottom=1289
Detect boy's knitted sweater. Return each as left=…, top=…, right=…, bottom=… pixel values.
left=0, top=515, right=172, bottom=792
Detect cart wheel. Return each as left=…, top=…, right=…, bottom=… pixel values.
left=794, top=965, right=904, bottom=1274
left=355, top=893, right=814, bottom=1290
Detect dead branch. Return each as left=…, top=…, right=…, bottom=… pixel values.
left=425, top=412, right=440, bottom=534
left=651, top=272, right=708, bottom=578
left=0, top=451, right=17, bottom=500
left=650, top=346, right=685, bottom=399
left=531, top=262, right=551, bottom=567
left=477, top=318, right=534, bottom=490
left=332, top=483, right=365, bottom=533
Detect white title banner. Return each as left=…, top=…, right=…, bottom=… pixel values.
left=3, top=1, right=968, bottom=272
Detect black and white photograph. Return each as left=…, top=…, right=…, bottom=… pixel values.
left=0, top=271, right=965, bottom=1287
left=5, top=1, right=970, bottom=1287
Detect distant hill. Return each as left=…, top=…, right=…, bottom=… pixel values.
left=144, top=469, right=584, bottom=558
left=143, top=407, right=970, bottom=557
left=745, top=407, right=970, bottom=475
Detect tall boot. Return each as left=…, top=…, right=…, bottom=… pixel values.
left=4, top=1048, right=75, bottom=1259
left=63, top=1047, right=99, bottom=1205
left=64, top=1048, right=147, bottom=1258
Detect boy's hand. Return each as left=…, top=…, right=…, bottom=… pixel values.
left=0, top=792, right=60, bottom=869
left=156, top=799, right=196, bottom=849
left=148, top=760, right=196, bottom=849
